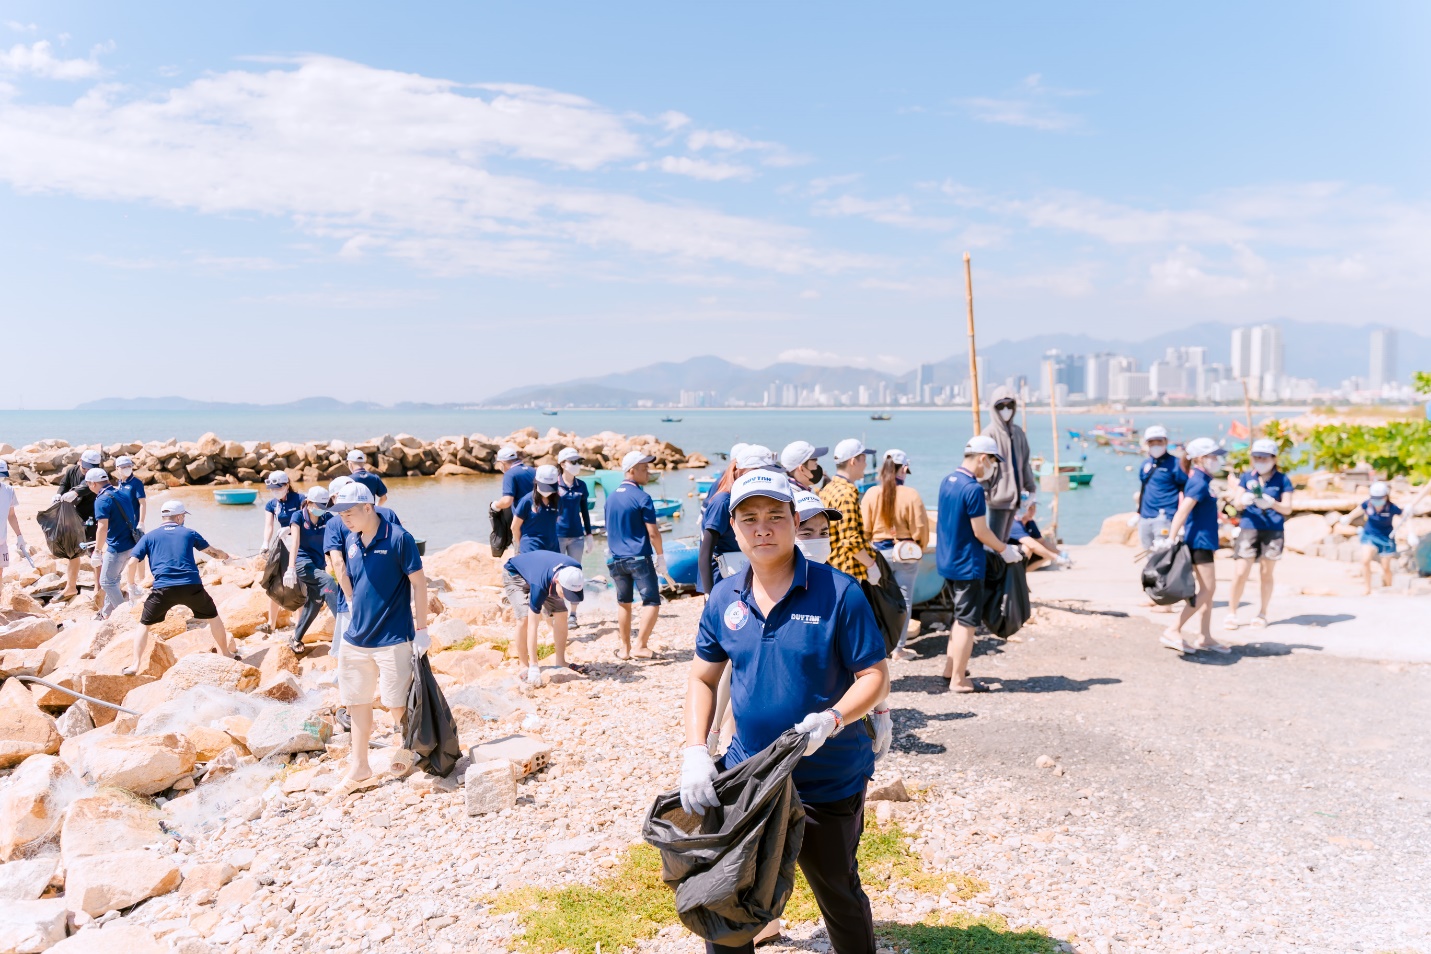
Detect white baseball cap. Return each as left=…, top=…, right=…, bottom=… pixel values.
left=1144, top=425, right=1169, bottom=441
left=306, top=485, right=332, bottom=505
left=557, top=447, right=584, bottom=464
left=84, top=467, right=109, bottom=484
left=832, top=438, right=866, bottom=463
left=328, top=475, right=354, bottom=496
left=735, top=444, right=777, bottom=471
left=780, top=441, right=828, bottom=473
left=730, top=469, right=795, bottom=509
left=115, top=455, right=134, bottom=468
left=794, top=489, right=842, bottom=524
left=1250, top=438, right=1279, bottom=457
left=883, top=448, right=910, bottom=472
left=621, top=450, right=656, bottom=472
left=729, top=442, right=750, bottom=462
left=346, top=450, right=367, bottom=463
left=535, top=464, right=560, bottom=489
left=329, top=482, right=376, bottom=512
left=159, top=500, right=187, bottom=517
left=963, top=435, right=1004, bottom=460
left=80, top=450, right=102, bottom=466
left=1369, top=481, right=1389, bottom=498
left=1185, top=437, right=1227, bottom=459
left=265, top=471, right=290, bottom=487
left=495, top=446, right=520, bottom=462
left=555, top=565, right=585, bottom=603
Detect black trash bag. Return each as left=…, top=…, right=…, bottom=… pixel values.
left=259, top=536, right=308, bottom=611
left=1142, top=542, right=1196, bottom=605
left=489, top=504, right=513, bottom=558
left=862, top=551, right=908, bottom=656
left=36, top=500, right=85, bottom=560
left=982, top=551, right=1031, bottom=639
left=402, top=651, right=463, bottom=777
left=642, top=729, right=808, bottom=946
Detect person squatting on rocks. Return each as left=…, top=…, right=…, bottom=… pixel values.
left=283, top=485, right=345, bottom=654
left=325, top=481, right=428, bottom=799
left=681, top=469, right=891, bottom=954
left=936, top=436, right=1024, bottom=693
left=502, top=549, right=588, bottom=686
left=1225, top=438, right=1293, bottom=630
left=980, top=386, right=1038, bottom=542
left=261, top=471, right=304, bottom=636
left=861, top=448, right=928, bottom=660
left=124, top=500, right=235, bottom=675
left=1135, top=425, right=1185, bottom=552
left=0, top=460, right=27, bottom=587
left=819, top=438, right=878, bottom=584
left=554, top=447, right=592, bottom=624
left=1344, top=481, right=1404, bottom=595
left=605, top=450, right=671, bottom=661
left=91, top=466, right=141, bottom=620
left=55, top=447, right=103, bottom=600
left=1160, top=437, right=1230, bottom=655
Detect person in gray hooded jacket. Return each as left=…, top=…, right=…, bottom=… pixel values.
left=980, top=385, right=1038, bottom=541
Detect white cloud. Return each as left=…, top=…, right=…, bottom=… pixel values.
left=813, top=194, right=955, bottom=231
left=0, top=56, right=864, bottom=277
left=5, top=22, right=39, bottom=33
left=687, top=127, right=808, bottom=167
left=0, top=40, right=104, bottom=80
left=807, top=173, right=861, bottom=196
left=655, top=155, right=752, bottom=181
left=658, top=110, right=691, bottom=131
left=798, top=289, right=820, bottom=300
left=959, top=74, right=1086, bottom=132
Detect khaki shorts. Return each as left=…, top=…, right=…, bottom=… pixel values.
left=338, top=640, right=413, bottom=708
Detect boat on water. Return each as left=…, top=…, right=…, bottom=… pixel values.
left=1034, top=457, right=1094, bottom=487
left=540, top=410, right=558, bottom=416
left=695, top=476, right=715, bottom=495
left=1091, top=420, right=1138, bottom=446
left=212, top=488, right=258, bottom=505
left=869, top=413, right=892, bottom=421
left=582, top=469, right=682, bottom=519
left=660, top=417, right=682, bottom=423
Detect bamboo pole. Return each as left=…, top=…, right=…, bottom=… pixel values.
left=1241, top=377, right=1256, bottom=440
left=1047, top=359, right=1062, bottom=538
left=964, top=253, right=981, bottom=434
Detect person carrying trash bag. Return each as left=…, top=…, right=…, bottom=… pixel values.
left=679, top=469, right=890, bottom=954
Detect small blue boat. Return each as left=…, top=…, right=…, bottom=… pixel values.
left=695, top=477, right=715, bottom=495
left=212, top=488, right=258, bottom=505
left=651, top=497, right=683, bottom=520
left=663, top=538, right=700, bottom=587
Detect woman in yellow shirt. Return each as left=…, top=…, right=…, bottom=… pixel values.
left=860, top=449, right=929, bottom=658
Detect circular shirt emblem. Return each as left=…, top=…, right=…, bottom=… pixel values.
left=724, top=600, right=750, bottom=631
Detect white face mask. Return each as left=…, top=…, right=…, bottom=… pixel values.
left=1370, top=497, right=1387, bottom=511
left=562, top=461, right=581, bottom=476
left=1199, top=458, right=1225, bottom=476
left=1148, top=444, right=1167, bottom=459
left=997, top=407, right=1015, bottom=422
left=1252, top=458, right=1275, bottom=475
left=796, top=538, right=831, bottom=564
left=116, top=467, right=133, bottom=479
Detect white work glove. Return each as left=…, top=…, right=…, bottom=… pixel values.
left=679, top=745, right=720, bottom=816
left=1409, top=532, right=1421, bottom=548
left=870, top=708, right=892, bottom=762
left=654, top=555, right=670, bottom=583
left=282, top=565, right=297, bottom=589
left=866, top=559, right=881, bottom=585
left=793, top=710, right=839, bottom=756
left=1126, top=514, right=1140, bottom=528
left=14, top=534, right=25, bottom=554
left=1151, top=535, right=1173, bottom=552
left=413, top=628, right=430, bottom=655
left=1001, top=544, right=1023, bottom=564
left=50, top=493, right=61, bottom=505
left=1238, top=491, right=1256, bottom=509
left=62, top=490, right=79, bottom=503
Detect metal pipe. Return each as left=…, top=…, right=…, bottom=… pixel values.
left=14, top=676, right=140, bottom=715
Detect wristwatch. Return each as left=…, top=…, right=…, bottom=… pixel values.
left=826, top=707, right=844, bottom=734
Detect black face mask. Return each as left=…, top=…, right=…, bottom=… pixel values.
left=807, top=463, right=824, bottom=484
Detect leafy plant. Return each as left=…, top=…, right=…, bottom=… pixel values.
left=1226, top=417, right=1309, bottom=475
left=1307, top=420, right=1431, bottom=480
left=1414, top=370, right=1431, bottom=396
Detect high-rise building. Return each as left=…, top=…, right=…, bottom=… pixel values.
left=1370, top=328, right=1397, bottom=388
left=1109, top=370, right=1150, bottom=402
left=1250, top=324, right=1283, bottom=379
left=1230, top=327, right=1252, bottom=380
left=1085, top=353, right=1116, bottom=401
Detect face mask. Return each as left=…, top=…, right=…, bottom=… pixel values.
left=1253, top=458, right=1275, bottom=475
left=796, top=538, right=831, bottom=564
left=116, top=467, right=133, bottom=479
left=997, top=406, right=1015, bottom=422
left=806, top=463, right=823, bottom=484
left=1200, top=458, right=1225, bottom=476
left=1148, top=444, right=1166, bottom=459
left=562, top=462, right=581, bottom=476
left=309, top=504, right=327, bottom=516
left=1371, top=498, right=1387, bottom=511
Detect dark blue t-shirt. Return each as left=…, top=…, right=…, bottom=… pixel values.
left=1362, top=499, right=1402, bottom=538
left=117, top=475, right=146, bottom=513
left=1009, top=519, right=1041, bottom=542
left=1183, top=468, right=1221, bottom=550
left=501, top=463, right=536, bottom=503
left=701, top=490, right=740, bottom=554
left=350, top=470, right=388, bottom=499
left=1238, top=470, right=1293, bottom=531
left=292, top=506, right=332, bottom=565
left=697, top=551, right=886, bottom=803
left=514, top=492, right=560, bottom=553
left=605, top=480, right=657, bottom=559
left=131, top=522, right=210, bottom=589
left=342, top=514, right=423, bottom=648
left=265, top=490, right=304, bottom=528
left=1139, top=455, right=1188, bottom=519
left=94, top=487, right=139, bottom=553
left=936, top=468, right=988, bottom=581
left=554, top=479, right=591, bottom=538
left=504, top=550, right=581, bottom=614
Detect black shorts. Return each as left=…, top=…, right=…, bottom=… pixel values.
left=140, top=583, right=218, bottom=626
left=947, top=577, right=984, bottom=628
left=1190, top=548, right=1217, bottom=566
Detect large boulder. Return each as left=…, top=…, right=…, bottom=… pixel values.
left=424, top=541, right=505, bottom=591
left=1284, top=512, right=1332, bottom=554
left=1091, top=512, right=1138, bottom=546
left=61, top=789, right=166, bottom=868
left=0, top=705, right=62, bottom=768
left=428, top=648, right=503, bottom=683
left=59, top=732, right=196, bottom=795
left=0, top=648, right=57, bottom=680
left=122, top=655, right=259, bottom=713
left=48, top=921, right=166, bottom=954
left=0, top=898, right=68, bottom=953
left=217, top=589, right=282, bottom=639
left=0, top=756, right=78, bottom=861
left=64, top=848, right=182, bottom=916
left=0, top=857, right=57, bottom=902
left=244, top=705, right=330, bottom=760
left=0, top=617, right=58, bottom=652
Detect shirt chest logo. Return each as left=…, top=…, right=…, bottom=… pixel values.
left=724, top=600, right=749, bottom=631
left=791, top=613, right=822, bottom=624
left=348, top=543, right=360, bottom=560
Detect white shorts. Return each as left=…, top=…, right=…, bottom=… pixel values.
left=0, top=543, right=8, bottom=569
left=338, top=640, right=413, bottom=708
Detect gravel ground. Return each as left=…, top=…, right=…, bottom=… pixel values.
left=123, top=594, right=1431, bottom=954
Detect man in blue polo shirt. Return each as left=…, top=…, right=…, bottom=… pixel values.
left=937, top=435, right=1024, bottom=694
left=124, top=501, right=234, bottom=674
left=605, top=450, right=670, bottom=660
left=327, top=481, right=428, bottom=799
left=492, top=446, right=535, bottom=514
left=683, top=469, right=889, bottom=954
left=502, top=549, right=587, bottom=685
left=346, top=450, right=389, bottom=505
left=1135, top=425, right=1186, bottom=551
left=92, top=468, right=141, bottom=619
left=322, top=476, right=404, bottom=663
left=113, top=455, right=148, bottom=599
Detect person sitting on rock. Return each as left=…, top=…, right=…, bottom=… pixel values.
left=124, top=500, right=235, bottom=675
left=345, top=449, right=389, bottom=505
left=501, top=549, right=587, bottom=686
left=1010, top=499, right=1068, bottom=571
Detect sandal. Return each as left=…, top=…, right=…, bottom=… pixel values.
left=1249, top=616, right=1268, bottom=629
left=612, top=648, right=631, bottom=661
left=562, top=662, right=590, bottom=675
left=949, top=681, right=988, bottom=694
left=1160, top=634, right=1191, bottom=654
left=327, top=774, right=381, bottom=801
left=1223, top=615, right=1241, bottom=630
left=1200, top=641, right=1232, bottom=655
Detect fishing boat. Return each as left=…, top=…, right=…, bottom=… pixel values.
left=585, top=469, right=682, bottom=519
left=869, top=412, right=892, bottom=421
left=660, top=417, right=683, bottom=423
left=1091, top=420, right=1138, bottom=446
left=695, top=476, right=715, bottom=495
left=650, top=498, right=683, bottom=519
left=212, top=488, right=258, bottom=505
left=1034, top=458, right=1093, bottom=487
left=540, top=410, right=558, bottom=416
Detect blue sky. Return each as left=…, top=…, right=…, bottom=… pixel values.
left=1, top=2, right=1427, bottom=406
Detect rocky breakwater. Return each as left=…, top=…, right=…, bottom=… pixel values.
left=0, top=427, right=709, bottom=489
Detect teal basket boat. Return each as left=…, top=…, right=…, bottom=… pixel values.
left=212, top=488, right=258, bottom=505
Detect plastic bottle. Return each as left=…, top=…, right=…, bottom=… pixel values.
left=1153, top=508, right=1171, bottom=541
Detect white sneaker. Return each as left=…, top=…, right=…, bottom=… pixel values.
left=525, top=665, right=543, bottom=687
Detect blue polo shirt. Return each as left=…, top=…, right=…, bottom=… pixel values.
left=131, top=522, right=209, bottom=589
left=555, top=479, right=591, bottom=538
left=501, top=463, right=536, bottom=503
left=1239, top=470, right=1293, bottom=531
left=292, top=506, right=331, bottom=565
left=697, top=551, right=886, bottom=803
left=117, top=475, right=146, bottom=513
left=1362, top=499, right=1401, bottom=538
left=1008, top=519, right=1041, bottom=542
left=936, top=468, right=988, bottom=582
left=1183, top=468, right=1221, bottom=550
left=504, top=550, right=581, bottom=614
left=342, top=514, right=422, bottom=649
left=265, top=490, right=304, bottom=528
left=700, top=490, right=740, bottom=554
left=324, top=505, right=402, bottom=554
left=94, top=487, right=139, bottom=553
left=1139, top=455, right=1188, bottom=518
left=350, top=469, right=388, bottom=499
left=514, top=492, right=560, bottom=553
left=605, top=480, right=657, bottom=559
